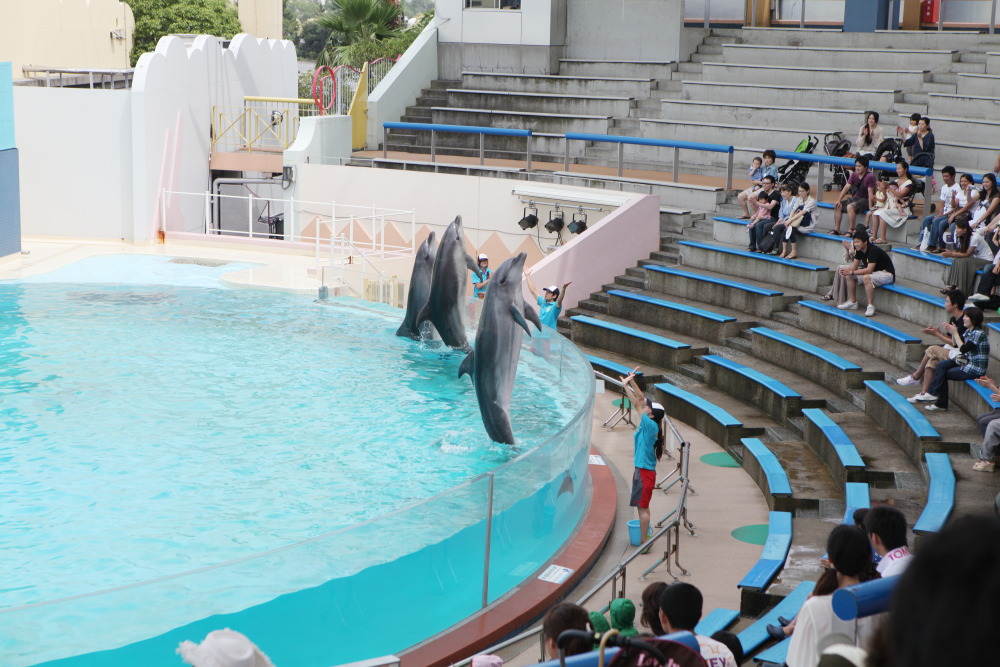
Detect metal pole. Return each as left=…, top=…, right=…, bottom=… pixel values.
left=704, top=0, right=710, bottom=28
left=248, top=194, right=254, bottom=238
left=672, top=146, right=680, bottom=183
left=383, top=127, right=388, bottom=158
left=938, top=0, right=945, bottom=31
left=617, top=142, right=624, bottom=177
left=430, top=130, right=436, bottom=162
left=991, top=0, right=998, bottom=34
left=817, top=162, right=826, bottom=195
left=482, top=473, right=495, bottom=608
left=564, top=136, right=570, bottom=171
left=479, top=132, right=485, bottom=166
left=886, top=0, right=895, bottom=30
left=726, top=151, right=734, bottom=189
left=800, top=0, right=806, bottom=28
left=526, top=136, right=532, bottom=171
left=205, top=191, right=212, bottom=234
left=751, top=0, right=757, bottom=27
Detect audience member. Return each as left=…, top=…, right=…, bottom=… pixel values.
left=863, top=505, right=911, bottom=577
left=972, top=376, right=1000, bottom=472
left=834, top=229, right=895, bottom=317
left=588, top=610, right=611, bottom=636
left=471, top=655, right=503, bottom=667
left=737, top=149, right=777, bottom=218
left=870, top=159, right=914, bottom=245
left=640, top=581, right=668, bottom=636
left=832, top=156, right=877, bottom=235
left=710, top=631, right=744, bottom=665
left=822, top=224, right=868, bottom=303
left=922, top=306, right=989, bottom=412
left=785, top=525, right=877, bottom=667
left=178, top=629, right=275, bottom=667
left=609, top=598, right=639, bottom=638
left=897, top=289, right=967, bottom=398
left=917, top=165, right=958, bottom=252
left=875, top=515, right=1000, bottom=667
left=902, top=116, right=935, bottom=170
left=542, top=603, right=591, bottom=659
left=658, top=582, right=737, bottom=667
left=940, top=217, right=992, bottom=297
left=968, top=238, right=1000, bottom=303
left=969, top=173, right=1000, bottom=235
left=896, top=112, right=921, bottom=159
left=855, top=111, right=884, bottom=158
left=746, top=175, right=781, bottom=252
left=773, top=182, right=818, bottom=259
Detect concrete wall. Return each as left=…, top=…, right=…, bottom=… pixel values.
left=566, top=0, right=693, bottom=62
left=239, top=0, right=284, bottom=39
left=368, top=22, right=439, bottom=148
left=14, top=87, right=133, bottom=240
left=0, top=63, right=13, bottom=151
left=0, top=63, right=20, bottom=258
left=1, top=0, right=134, bottom=78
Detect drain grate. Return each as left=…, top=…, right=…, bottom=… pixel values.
left=169, top=258, right=229, bottom=267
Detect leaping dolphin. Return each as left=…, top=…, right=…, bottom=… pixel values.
left=458, top=252, right=542, bottom=445
left=417, top=216, right=481, bottom=350
left=396, top=231, right=437, bottom=339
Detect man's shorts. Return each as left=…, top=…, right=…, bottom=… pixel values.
left=854, top=270, right=894, bottom=287
left=844, top=196, right=870, bottom=213
left=925, top=344, right=953, bottom=370
left=630, top=468, right=657, bottom=508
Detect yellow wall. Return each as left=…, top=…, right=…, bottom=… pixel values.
left=1, top=0, right=134, bottom=78
left=239, top=0, right=284, bottom=40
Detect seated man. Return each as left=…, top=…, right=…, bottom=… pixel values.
left=972, top=376, right=1000, bottom=473
left=833, top=156, right=877, bottom=235
left=898, top=289, right=966, bottom=398
left=918, top=166, right=958, bottom=251
left=863, top=506, right=912, bottom=577
left=835, top=230, right=896, bottom=317
left=968, top=237, right=1000, bottom=304
left=659, top=583, right=737, bottom=667
left=746, top=175, right=781, bottom=252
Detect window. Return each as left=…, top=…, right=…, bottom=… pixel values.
left=465, top=0, right=521, bottom=9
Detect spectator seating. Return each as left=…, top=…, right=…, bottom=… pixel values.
left=678, top=241, right=832, bottom=292
left=645, top=265, right=790, bottom=318
left=570, top=315, right=696, bottom=370
left=748, top=327, right=873, bottom=399
left=737, top=511, right=793, bottom=592
left=652, top=382, right=759, bottom=450
left=797, top=301, right=923, bottom=367
left=913, top=452, right=955, bottom=535
left=737, top=580, right=816, bottom=655
left=843, top=482, right=872, bottom=524
left=863, top=380, right=942, bottom=465
left=605, top=289, right=744, bottom=344
left=694, top=608, right=740, bottom=636
left=801, top=408, right=867, bottom=488
left=702, top=355, right=806, bottom=422
left=739, top=437, right=793, bottom=509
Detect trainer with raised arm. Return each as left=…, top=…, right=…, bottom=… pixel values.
left=620, top=368, right=665, bottom=552
left=525, top=270, right=570, bottom=329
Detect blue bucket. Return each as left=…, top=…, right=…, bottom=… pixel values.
left=627, top=519, right=642, bottom=546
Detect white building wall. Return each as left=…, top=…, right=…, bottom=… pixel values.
left=566, top=0, right=690, bottom=62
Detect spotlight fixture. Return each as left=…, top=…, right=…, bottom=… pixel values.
left=518, top=205, right=539, bottom=230
left=544, top=208, right=564, bottom=234
left=568, top=211, right=588, bottom=234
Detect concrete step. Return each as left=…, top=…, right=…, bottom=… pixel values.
left=892, top=102, right=927, bottom=117
left=950, top=61, right=987, bottom=74
left=931, top=72, right=958, bottom=84
left=460, top=71, right=656, bottom=98
left=720, top=43, right=958, bottom=72
left=986, top=52, right=1000, bottom=74
left=690, top=53, right=716, bottom=63
left=929, top=92, right=1000, bottom=119
left=557, top=59, right=676, bottom=79
left=959, top=52, right=988, bottom=63
left=921, top=80, right=958, bottom=94
left=734, top=27, right=1000, bottom=52
left=701, top=62, right=930, bottom=92
left=956, top=72, right=1000, bottom=97
left=697, top=44, right=723, bottom=55
left=429, top=79, right=460, bottom=90
left=445, top=89, right=635, bottom=117
left=660, top=99, right=860, bottom=134
left=901, top=92, right=930, bottom=104
left=677, top=62, right=703, bottom=73
left=678, top=80, right=900, bottom=111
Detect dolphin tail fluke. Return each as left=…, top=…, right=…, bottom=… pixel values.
left=509, top=304, right=532, bottom=336
left=466, top=253, right=482, bottom=281
left=524, top=300, right=543, bottom=331
left=415, top=303, right=430, bottom=329
left=458, top=349, right=475, bottom=379
left=395, top=321, right=414, bottom=339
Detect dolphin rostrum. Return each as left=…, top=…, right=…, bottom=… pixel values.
left=396, top=231, right=437, bottom=339
left=458, top=252, right=542, bottom=445
left=416, top=216, right=481, bottom=350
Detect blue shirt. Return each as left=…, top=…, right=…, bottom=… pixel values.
left=762, top=162, right=777, bottom=179
left=472, top=267, right=491, bottom=298
left=748, top=165, right=764, bottom=182
left=778, top=197, right=793, bottom=221
left=537, top=295, right=560, bottom=329
left=633, top=413, right=658, bottom=471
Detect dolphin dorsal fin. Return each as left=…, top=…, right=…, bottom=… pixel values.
left=458, top=349, right=475, bottom=379
left=524, top=300, right=543, bottom=331
left=509, top=304, right=532, bottom=335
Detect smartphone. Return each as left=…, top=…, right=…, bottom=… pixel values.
left=942, top=232, right=954, bottom=245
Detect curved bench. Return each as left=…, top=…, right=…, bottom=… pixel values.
left=987, top=322, right=1000, bottom=362
left=737, top=511, right=793, bottom=592
left=798, top=301, right=923, bottom=367
left=739, top=438, right=793, bottom=510
left=738, top=580, right=816, bottom=655
left=863, top=380, right=941, bottom=466
left=569, top=315, right=694, bottom=370
left=644, top=265, right=789, bottom=318
left=703, top=354, right=804, bottom=422
left=678, top=241, right=832, bottom=292
left=878, top=284, right=950, bottom=328
left=844, top=482, right=871, bottom=524
left=914, top=452, right=955, bottom=536
left=652, top=382, right=756, bottom=450
left=749, top=326, right=871, bottom=399
left=712, top=217, right=863, bottom=265
left=951, top=377, right=1000, bottom=421
left=606, top=289, right=743, bottom=344
left=694, top=608, right=739, bottom=637
left=801, top=408, right=867, bottom=488
left=890, top=247, right=983, bottom=290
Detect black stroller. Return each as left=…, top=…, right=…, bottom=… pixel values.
left=823, top=131, right=853, bottom=191
left=777, top=135, right=819, bottom=188
left=874, top=137, right=903, bottom=163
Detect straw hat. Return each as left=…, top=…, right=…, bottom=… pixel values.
left=177, top=629, right=275, bottom=667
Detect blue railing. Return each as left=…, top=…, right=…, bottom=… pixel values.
left=382, top=122, right=534, bottom=168
left=566, top=132, right=736, bottom=188
left=832, top=576, right=899, bottom=621
left=773, top=149, right=933, bottom=195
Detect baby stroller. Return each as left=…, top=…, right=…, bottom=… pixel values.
left=873, top=137, right=903, bottom=163
left=777, top=135, right=819, bottom=188
left=824, top=131, right=853, bottom=191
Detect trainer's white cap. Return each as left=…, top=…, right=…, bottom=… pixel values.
left=478, top=253, right=488, bottom=260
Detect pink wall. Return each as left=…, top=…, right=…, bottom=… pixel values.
left=523, top=194, right=660, bottom=313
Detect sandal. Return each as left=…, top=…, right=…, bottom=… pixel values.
left=874, top=238, right=886, bottom=244
left=785, top=254, right=798, bottom=260
left=820, top=294, right=834, bottom=301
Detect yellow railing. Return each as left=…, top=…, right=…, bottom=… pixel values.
left=211, top=97, right=319, bottom=153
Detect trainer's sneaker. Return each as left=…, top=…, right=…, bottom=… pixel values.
left=972, top=460, right=995, bottom=472
left=968, top=293, right=990, bottom=302
left=865, top=305, right=876, bottom=317
left=907, top=392, right=938, bottom=403
left=837, top=301, right=858, bottom=310
left=925, top=404, right=947, bottom=411
left=897, top=375, right=920, bottom=386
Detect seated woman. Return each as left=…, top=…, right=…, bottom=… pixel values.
left=855, top=111, right=884, bottom=158
left=970, top=174, right=1000, bottom=252
left=903, top=116, right=936, bottom=171
left=899, top=289, right=967, bottom=399
left=969, top=234, right=1000, bottom=303
left=917, top=307, right=990, bottom=411
left=737, top=149, right=777, bottom=218
left=933, top=173, right=976, bottom=253
left=773, top=182, right=818, bottom=260
left=941, top=217, right=993, bottom=298
left=871, top=159, right=914, bottom=244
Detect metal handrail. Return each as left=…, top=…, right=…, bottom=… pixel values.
left=772, top=149, right=933, bottom=195
left=451, top=371, right=695, bottom=666
left=383, top=122, right=533, bottom=168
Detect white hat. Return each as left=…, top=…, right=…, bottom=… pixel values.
left=177, top=629, right=275, bottom=667
left=543, top=285, right=559, bottom=295
left=471, top=655, right=504, bottom=667
left=478, top=253, right=488, bottom=260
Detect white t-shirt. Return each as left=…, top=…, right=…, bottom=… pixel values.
left=877, top=546, right=912, bottom=577
left=785, top=595, right=876, bottom=667
left=970, top=232, right=993, bottom=261
left=939, top=182, right=960, bottom=215
left=955, top=186, right=971, bottom=211
left=696, top=634, right=737, bottom=667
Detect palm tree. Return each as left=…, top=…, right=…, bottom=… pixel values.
left=315, top=0, right=403, bottom=67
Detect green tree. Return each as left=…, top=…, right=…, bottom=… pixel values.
left=126, top=0, right=243, bottom=66
left=314, top=0, right=403, bottom=67
left=298, top=18, right=333, bottom=60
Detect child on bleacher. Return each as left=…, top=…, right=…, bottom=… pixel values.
left=737, top=150, right=777, bottom=218
left=866, top=179, right=889, bottom=230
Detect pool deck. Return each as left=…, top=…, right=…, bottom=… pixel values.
left=0, top=238, right=772, bottom=665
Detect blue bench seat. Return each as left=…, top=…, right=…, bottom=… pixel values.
left=741, top=437, right=793, bottom=499
left=739, top=580, right=816, bottom=656
left=644, top=265, right=783, bottom=297
left=678, top=240, right=829, bottom=271
left=881, top=283, right=944, bottom=308
left=738, top=511, right=793, bottom=592
left=584, top=354, right=643, bottom=378
left=844, top=482, right=871, bottom=524
left=749, top=327, right=861, bottom=372
left=864, top=380, right=940, bottom=440
left=606, top=289, right=736, bottom=323
left=652, top=382, right=749, bottom=449
left=798, top=300, right=923, bottom=366
left=914, top=452, right=955, bottom=535
left=801, top=408, right=866, bottom=487
left=702, top=354, right=804, bottom=422
left=570, top=315, right=689, bottom=349
left=864, top=380, right=941, bottom=466
left=798, top=301, right=919, bottom=344
left=694, top=608, right=740, bottom=637
left=653, top=383, right=741, bottom=428
left=704, top=355, right=801, bottom=400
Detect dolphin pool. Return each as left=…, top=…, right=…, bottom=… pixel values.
left=0, top=255, right=595, bottom=666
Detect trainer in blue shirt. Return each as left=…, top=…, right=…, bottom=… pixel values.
left=472, top=253, right=492, bottom=299
left=526, top=270, right=570, bottom=329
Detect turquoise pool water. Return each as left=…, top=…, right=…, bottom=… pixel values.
left=0, top=255, right=594, bottom=666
